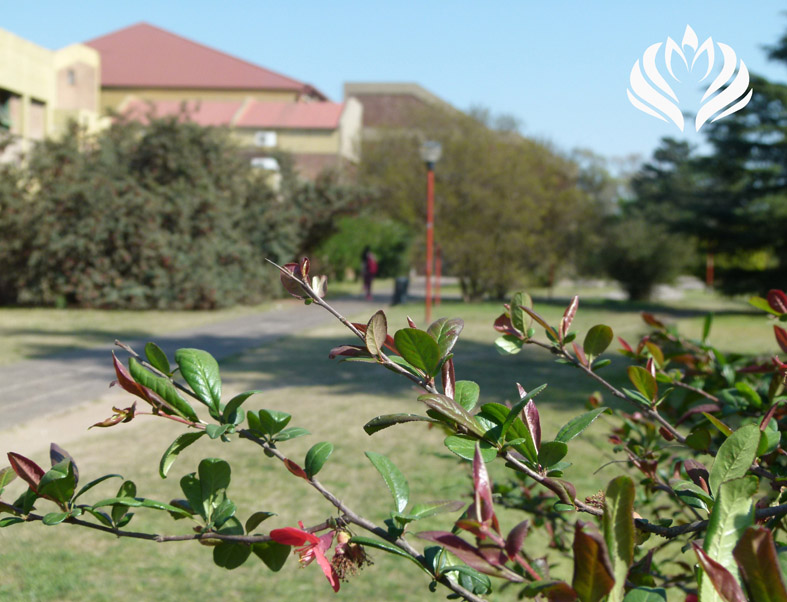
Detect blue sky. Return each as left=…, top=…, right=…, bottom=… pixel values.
left=5, top=1, right=787, bottom=162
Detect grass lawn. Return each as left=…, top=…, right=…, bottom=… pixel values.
left=0, top=288, right=776, bottom=601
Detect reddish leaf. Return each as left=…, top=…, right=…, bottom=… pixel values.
left=684, top=459, right=710, bottom=492
left=7, top=452, right=44, bottom=493
left=572, top=522, right=614, bottom=602
left=50, top=443, right=78, bottom=485
left=767, top=289, right=787, bottom=314
left=299, top=257, right=310, bottom=280
left=351, top=323, right=399, bottom=355
left=520, top=305, right=559, bottom=341
left=573, top=342, right=588, bottom=367
left=494, top=313, right=518, bottom=336
left=676, top=403, right=722, bottom=426
left=733, top=526, right=787, bottom=602
left=473, top=444, right=495, bottom=524
left=90, top=404, right=137, bottom=429
left=618, top=337, right=634, bottom=353
left=692, top=542, right=746, bottom=602
left=774, top=326, right=787, bottom=355
left=659, top=426, right=674, bottom=441
left=523, top=399, right=542, bottom=450
left=283, top=459, right=309, bottom=480
left=111, top=352, right=167, bottom=409
left=442, top=357, right=456, bottom=399
left=543, top=477, right=576, bottom=505
left=280, top=262, right=307, bottom=299
left=560, top=296, right=579, bottom=341
left=406, top=316, right=417, bottom=329
left=416, top=531, right=510, bottom=578
left=760, top=402, right=781, bottom=431
left=327, top=345, right=369, bottom=359
left=641, top=312, right=666, bottom=329
left=505, top=520, right=529, bottom=559
left=477, top=544, right=508, bottom=567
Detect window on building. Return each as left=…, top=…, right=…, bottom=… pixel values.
left=67, top=69, right=76, bottom=86
left=253, top=131, right=277, bottom=148
left=250, top=157, right=280, bottom=171
left=0, top=91, right=10, bottom=130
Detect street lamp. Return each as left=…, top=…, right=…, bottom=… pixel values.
left=420, top=140, right=442, bottom=324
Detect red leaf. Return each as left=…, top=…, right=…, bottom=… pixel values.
left=774, top=326, right=787, bottom=355
left=618, top=337, right=633, bottom=353
left=406, top=316, right=417, bottom=329
left=351, top=323, right=399, bottom=354
left=524, top=400, right=541, bottom=450
left=299, top=257, right=310, bottom=280
left=416, top=531, right=509, bottom=578
left=7, top=452, right=45, bottom=493
left=760, top=402, right=780, bottom=431
left=684, top=459, right=710, bottom=492
left=559, top=296, right=579, bottom=341
left=494, top=313, right=518, bottom=335
left=733, top=526, right=787, bottom=601
left=675, top=403, right=722, bottom=426
left=572, top=342, right=588, bottom=367
left=280, top=262, right=307, bottom=299
left=572, top=522, right=614, bottom=602
left=284, top=459, right=309, bottom=480
left=767, top=289, right=787, bottom=314
left=473, top=444, right=495, bottom=524
left=659, top=426, right=674, bottom=441
left=505, top=520, right=529, bottom=559
left=641, top=312, right=666, bottom=329
left=327, top=345, right=368, bottom=359
left=692, top=542, right=746, bottom=602
left=442, top=357, right=456, bottom=399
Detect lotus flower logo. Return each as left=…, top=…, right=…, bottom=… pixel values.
left=627, top=25, right=753, bottom=132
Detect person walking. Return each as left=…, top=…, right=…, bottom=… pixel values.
left=360, top=246, right=378, bottom=300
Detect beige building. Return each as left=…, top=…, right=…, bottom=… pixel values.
left=86, top=23, right=362, bottom=178
left=0, top=27, right=102, bottom=160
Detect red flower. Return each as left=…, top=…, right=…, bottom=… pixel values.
left=270, top=522, right=339, bottom=592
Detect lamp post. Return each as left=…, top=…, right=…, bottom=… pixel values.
left=420, top=140, right=442, bottom=324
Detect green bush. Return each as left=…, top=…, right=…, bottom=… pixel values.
left=314, top=216, right=413, bottom=281
left=0, top=119, right=362, bottom=309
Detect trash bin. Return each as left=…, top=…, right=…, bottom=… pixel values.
left=392, top=277, right=409, bottom=306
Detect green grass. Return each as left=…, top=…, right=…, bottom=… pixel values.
left=0, top=303, right=273, bottom=366
left=0, top=289, right=777, bottom=601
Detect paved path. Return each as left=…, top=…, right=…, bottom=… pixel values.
left=0, top=297, right=373, bottom=431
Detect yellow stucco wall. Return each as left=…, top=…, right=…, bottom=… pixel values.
left=100, top=88, right=298, bottom=113
left=234, top=127, right=340, bottom=154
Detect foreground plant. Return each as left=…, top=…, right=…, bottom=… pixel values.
left=2, top=259, right=787, bottom=601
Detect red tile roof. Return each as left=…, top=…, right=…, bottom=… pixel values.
left=120, top=99, right=245, bottom=127
left=119, top=98, right=345, bottom=130
left=236, top=101, right=344, bottom=129
left=85, top=23, right=324, bottom=98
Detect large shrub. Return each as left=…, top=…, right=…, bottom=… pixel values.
left=0, top=119, right=363, bottom=309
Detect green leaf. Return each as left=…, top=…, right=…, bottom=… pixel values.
left=175, top=348, right=222, bottom=412
left=417, top=393, right=484, bottom=436
left=0, top=466, right=16, bottom=494
left=365, top=451, right=409, bottom=513
left=255, top=410, right=292, bottom=437
left=129, top=357, right=198, bottom=422
left=444, top=565, right=493, bottom=595
left=627, top=366, right=657, bottom=404
left=427, top=317, right=464, bottom=359
left=394, top=328, right=441, bottom=376
left=363, top=413, right=439, bottom=435
left=222, top=390, right=261, bottom=424
left=365, top=310, right=388, bottom=356
left=709, top=424, right=760, bottom=496
left=555, top=408, right=611, bottom=443
left=245, top=511, right=276, bottom=532
left=701, top=476, right=758, bottom=602
left=252, top=541, right=290, bottom=571
left=454, top=380, right=480, bottom=413
left=703, top=412, right=733, bottom=437
left=572, top=521, right=615, bottom=602
left=443, top=435, right=497, bottom=462
left=702, top=313, right=714, bottom=344
left=672, top=480, right=714, bottom=506
left=584, top=325, right=614, bottom=359
left=538, top=441, right=568, bottom=469
left=622, top=588, right=667, bottom=602
left=213, top=541, right=251, bottom=570
left=407, top=500, right=464, bottom=520
left=272, top=426, right=310, bottom=442
left=500, top=383, right=547, bottom=442
left=686, top=427, right=712, bottom=451
left=733, top=527, right=787, bottom=602
left=494, top=334, right=523, bottom=355
left=206, top=424, right=231, bottom=440
left=603, top=476, right=635, bottom=602
left=73, top=474, right=123, bottom=501
left=750, top=296, right=782, bottom=316
left=145, top=342, right=171, bottom=375
left=304, top=442, right=334, bottom=478
left=199, top=458, right=231, bottom=504
left=350, top=535, right=418, bottom=563
left=42, top=511, right=68, bottom=525
left=510, top=292, right=533, bottom=333
left=159, top=432, right=206, bottom=478
left=180, top=474, right=204, bottom=520
left=38, top=459, right=76, bottom=505
left=735, top=382, right=763, bottom=409
left=0, top=517, right=25, bottom=527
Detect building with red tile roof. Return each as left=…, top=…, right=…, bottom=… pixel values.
left=86, top=23, right=359, bottom=178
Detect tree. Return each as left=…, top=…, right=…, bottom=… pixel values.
left=360, top=107, right=594, bottom=299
